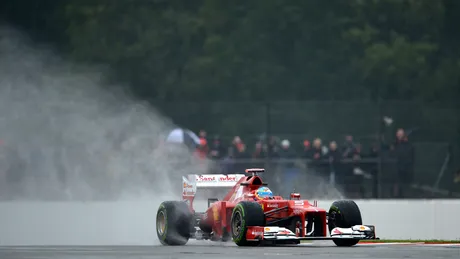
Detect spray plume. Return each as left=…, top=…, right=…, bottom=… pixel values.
left=0, top=26, right=211, bottom=202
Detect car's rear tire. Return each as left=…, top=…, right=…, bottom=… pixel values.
left=156, top=201, right=193, bottom=246
left=328, top=200, right=363, bottom=247
left=231, top=201, right=265, bottom=246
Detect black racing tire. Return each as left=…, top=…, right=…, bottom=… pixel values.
left=230, top=201, right=265, bottom=246
left=156, top=201, right=193, bottom=246
left=328, top=200, right=363, bottom=247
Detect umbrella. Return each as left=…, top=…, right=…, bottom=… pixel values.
left=165, top=128, right=201, bottom=147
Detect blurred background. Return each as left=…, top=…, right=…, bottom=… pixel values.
left=0, top=0, right=459, bottom=200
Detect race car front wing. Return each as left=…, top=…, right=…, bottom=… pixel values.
left=246, top=225, right=378, bottom=245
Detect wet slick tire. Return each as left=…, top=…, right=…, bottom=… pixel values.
left=231, top=201, right=265, bottom=246
left=156, top=201, right=193, bottom=246
left=328, top=200, right=363, bottom=247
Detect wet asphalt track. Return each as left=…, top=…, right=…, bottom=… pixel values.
left=1, top=241, right=459, bottom=259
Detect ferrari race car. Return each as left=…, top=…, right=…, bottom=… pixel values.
left=156, top=168, right=378, bottom=246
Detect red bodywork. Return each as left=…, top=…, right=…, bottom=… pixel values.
left=194, top=169, right=328, bottom=240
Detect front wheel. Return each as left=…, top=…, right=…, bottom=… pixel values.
left=156, top=201, right=193, bottom=246
left=328, top=200, right=363, bottom=247
left=231, top=201, right=265, bottom=246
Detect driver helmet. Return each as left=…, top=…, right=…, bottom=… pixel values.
left=255, top=187, right=273, bottom=200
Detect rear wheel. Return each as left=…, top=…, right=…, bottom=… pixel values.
left=328, top=200, right=363, bottom=247
left=156, top=201, right=193, bottom=246
left=231, top=201, right=265, bottom=246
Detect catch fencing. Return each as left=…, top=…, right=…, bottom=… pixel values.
left=155, top=100, right=459, bottom=198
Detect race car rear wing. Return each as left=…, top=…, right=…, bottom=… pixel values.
left=182, top=174, right=246, bottom=211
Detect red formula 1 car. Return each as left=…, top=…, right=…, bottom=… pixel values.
left=156, top=168, right=378, bottom=247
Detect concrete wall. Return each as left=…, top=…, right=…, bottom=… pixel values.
left=0, top=201, right=162, bottom=246
left=318, top=200, right=460, bottom=241
left=0, top=199, right=459, bottom=245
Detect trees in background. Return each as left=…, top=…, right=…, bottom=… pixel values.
left=2, top=0, right=459, bottom=103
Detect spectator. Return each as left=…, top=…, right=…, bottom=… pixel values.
left=342, top=135, right=357, bottom=158
left=310, top=138, right=324, bottom=161
left=209, top=135, right=226, bottom=160
left=206, top=135, right=224, bottom=174
left=369, top=142, right=380, bottom=158
left=194, top=138, right=208, bottom=160
left=392, top=128, right=415, bottom=198
left=199, top=130, right=208, bottom=143
left=326, top=141, right=341, bottom=185
left=353, top=144, right=362, bottom=159
left=252, top=141, right=266, bottom=159
left=367, top=142, right=380, bottom=198
left=265, top=136, right=279, bottom=158
left=302, top=140, right=311, bottom=159
left=230, top=136, right=247, bottom=158
left=278, top=139, right=298, bottom=196
left=328, top=141, right=341, bottom=164
left=307, top=138, right=327, bottom=178
left=231, top=136, right=241, bottom=148
left=350, top=143, right=366, bottom=198
left=234, top=143, right=248, bottom=159
left=337, top=135, right=364, bottom=197
left=230, top=136, right=249, bottom=171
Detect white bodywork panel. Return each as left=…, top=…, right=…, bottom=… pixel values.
left=259, top=225, right=373, bottom=240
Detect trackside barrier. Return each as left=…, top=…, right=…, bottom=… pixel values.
left=320, top=199, right=460, bottom=241
left=0, top=199, right=459, bottom=245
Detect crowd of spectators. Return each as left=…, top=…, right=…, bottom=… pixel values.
left=0, top=126, right=456, bottom=200
left=193, top=128, right=417, bottom=198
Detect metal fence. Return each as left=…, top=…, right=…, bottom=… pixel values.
left=155, top=100, right=459, bottom=198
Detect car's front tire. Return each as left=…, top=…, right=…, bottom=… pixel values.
left=231, top=201, right=265, bottom=246
left=328, top=200, right=363, bottom=247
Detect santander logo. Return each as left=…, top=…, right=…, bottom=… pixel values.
left=196, top=175, right=239, bottom=182
left=197, top=175, right=216, bottom=182
left=219, top=175, right=237, bottom=182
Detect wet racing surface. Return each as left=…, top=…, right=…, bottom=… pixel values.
left=1, top=241, right=459, bottom=259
